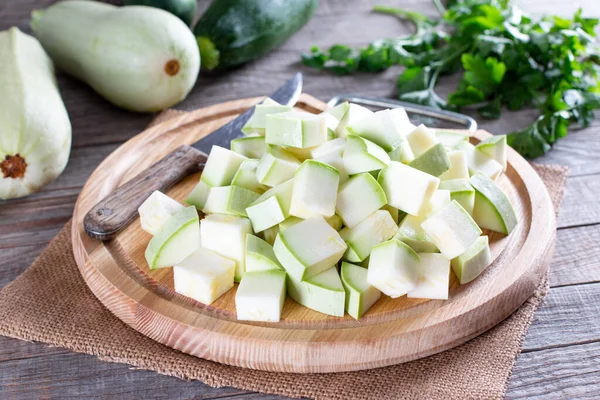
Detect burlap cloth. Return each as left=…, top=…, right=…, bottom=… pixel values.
left=0, top=110, right=569, bottom=400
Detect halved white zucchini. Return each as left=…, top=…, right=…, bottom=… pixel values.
left=367, top=239, right=420, bottom=298
left=340, top=210, right=398, bottom=262
left=406, top=253, right=450, bottom=300
left=470, top=173, right=518, bottom=234
left=341, top=261, right=381, bottom=319
left=138, top=191, right=184, bottom=235
left=235, top=270, right=287, bottom=322
left=289, top=160, right=340, bottom=219
left=287, top=266, right=345, bottom=317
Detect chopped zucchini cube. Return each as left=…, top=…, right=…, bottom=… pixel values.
left=440, top=150, right=469, bottom=180
left=476, top=135, right=507, bottom=170
left=245, top=234, right=283, bottom=272
left=231, top=159, right=267, bottom=194
left=439, top=178, right=475, bottom=216
left=231, top=136, right=266, bottom=159
left=185, top=180, right=212, bottom=210
left=241, top=103, right=293, bottom=135
left=256, top=145, right=301, bottom=186
left=335, top=103, right=373, bottom=138
left=261, top=225, right=279, bottom=246
left=203, top=186, right=260, bottom=217
left=310, top=137, right=349, bottom=183
left=378, top=161, right=440, bottom=216
left=456, top=142, right=503, bottom=180
left=266, top=111, right=327, bottom=148
left=246, top=179, right=294, bottom=232
left=342, top=134, right=391, bottom=175
left=341, top=261, right=381, bottom=319
left=201, top=145, right=248, bottom=187
left=421, top=200, right=482, bottom=259
left=407, top=253, right=450, bottom=300
left=346, top=108, right=415, bottom=152
left=273, top=217, right=347, bottom=281
left=138, top=190, right=184, bottom=235
left=395, top=214, right=438, bottom=253
left=287, top=266, right=345, bottom=317
left=408, top=143, right=451, bottom=177
left=470, top=173, right=518, bottom=234
left=336, top=172, right=387, bottom=228
left=290, top=160, right=340, bottom=219
left=406, top=124, right=438, bottom=157
left=340, top=210, right=398, bottom=262
left=367, top=239, right=420, bottom=298
left=235, top=270, right=287, bottom=322
left=173, top=247, right=235, bottom=305
left=435, top=131, right=469, bottom=149
left=451, top=235, right=492, bottom=284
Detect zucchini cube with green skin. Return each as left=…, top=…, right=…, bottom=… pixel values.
left=456, top=142, right=503, bottom=181
left=323, top=112, right=341, bottom=139
left=202, top=186, right=260, bottom=217
left=378, top=161, right=440, bottom=216
left=340, top=210, right=398, bottom=262
left=342, top=135, right=391, bottom=175
left=186, top=180, right=211, bottom=210
left=367, top=239, right=420, bottom=298
left=346, top=108, right=415, bottom=152
left=290, top=160, right=340, bottom=219
left=245, top=234, right=283, bottom=272
left=439, top=179, right=475, bottom=216
left=311, top=137, right=349, bottom=183
left=241, top=103, right=293, bottom=135
left=173, top=247, right=235, bottom=305
left=201, top=145, right=248, bottom=187
left=335, top=103, right=373, bottom=138
left=341, top=262, right=381, bottom=319
left=138, top=191, right=184, bottom=235
left=336, top=172, right=387, bottom=228
left=388, top=141, right=415, bottom=164
left=407, top=253, right=450, bottom=300
left=145, top=206, right=200, bottom=269
left=470, top=173, right=518, bottom=234
left=200, top=214, right=253, bottom=282
left=231, top=159, right=267, bottom=194
left=265, top=111, right=327, bottom=148
left=235, top=270, right=287, bottom=322
left=394, top=214, right=438, bottom=253
left=451, top=235, right=492, bottom=284
left=256, top=145, right=300, bottom=186
left=435, top=131, right=469, bottom=149
left=406, top=124, right=438, bottom=157
left=476, top=135, right=507, bottom=170
left=278, top=216, right=303, bottom=231
left=287, top=266, right=345, bottom=317
left=273, top=217, right=347, bottom=281
left=326, top=101, right=350, bottom=121
left=408, top=143, right=451, bottom=177
left=246, top=179, right=294, bottom=232
left=421, top=200, right=482, bottom=259
left=231, top=136, right=266, bottom=159
left=440, top=150, right=469, bottom=181
left=381, top=204, right=401, bottom=224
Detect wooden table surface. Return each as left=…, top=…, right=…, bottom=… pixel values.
left=2, top=0, right=600, bottom=398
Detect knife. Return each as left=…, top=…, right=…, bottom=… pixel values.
left=84, top=73, right=303, bottom=241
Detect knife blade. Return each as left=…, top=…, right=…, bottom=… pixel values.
left=84, top=73, right=303, bottom=240
left=193, top=72, right=303, bottom=154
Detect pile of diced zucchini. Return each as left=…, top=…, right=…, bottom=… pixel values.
left=139, top=99, right=517, bottom=322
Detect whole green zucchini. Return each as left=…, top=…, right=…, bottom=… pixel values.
left=193, top=0, right=318, bottom=70
left=124, top=0, right=197, bottom=26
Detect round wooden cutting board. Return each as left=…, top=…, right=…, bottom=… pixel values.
left=72, top=94, right=556, bottom=373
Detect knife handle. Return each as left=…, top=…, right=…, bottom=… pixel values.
left=83, top=145, right=207, bottom=241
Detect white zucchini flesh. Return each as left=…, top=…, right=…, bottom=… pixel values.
left=235, top=270, right=287, bottom=322
left=476, top=134, right=507, bottom=170
left=144, top=206, right=200, bottom=269
left=342, top=134, right=391, bottom=175
left=278, top=216, right=303, bottom=231
left=261, top=225, right=279, bottom=246
left=241, top=103, right=293, bottom=135
left=202, top=185, right=260, bottom=217
left=273, top=217, right=347, bottom=281
left=378, top=161, right=440, bottom=216
left=367, top=239, right=420, bottom=298
left=287, top=266, right=345, bottom=317
left=310, top=137, right=349, bottom=182
left=185, top=180, right=211, bottom=210
left=346, top=108, right=414, bottom=152
left=246, top=179, right=294, bottom=233
left=457, top=142, right=503, bottom=180
left=335, top=103, right=374, bottom=138
left=325, top=101, right=350, bottom=121
left=289, top=160, right=340, bottom=219
left=282, top=145, right=318, bottom=162
left=439, top=178, right=475, bottom=216
left=201, top=145, right=248, bottom=187
left=408, top=143, right=451, bottom=177
left=200, top=214, right=253, bottom=282
left=138, top=190, right=184, bottom=235
left=470, top=173, right=518, bottom=234
left=326, top=214, right=343, bottom=231
left=422, top=189, right=451, bottom=218
left=173, top=247, right=235, bottom=305
left=231, top=136, right=266, bottom=159
left=340, top=210, right=398, bottom=262
left=451, top=235, right=492, bottom=284
left=340, top=261, right=381, bottom=319
left=421, top=200, right=482, bottom=259
left=335, top=172, right=387, bottom=228
left=406, top=124, right=438, bottom=157
left=245, top=234, right=283, bottom=272
left=435, top=131, right=469, bottom=149
left=265, top=110, right=327, bottom=148
left=439, top=150, right=470, bottom=180
left=231, top=159, right=267, bottom=194
left=381, top=204, right=400, bottom=224
left=407, top=253, right=450, bottom=300
left=388, top=141, right=415, bottom=164
left=256, top=145, right=301, bottom=186
left=394, top=214, right=438, bottom=253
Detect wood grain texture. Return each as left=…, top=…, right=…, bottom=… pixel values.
left=69, top=94, right=556, bottom=373
left=1, top=0, right=599, bottom=396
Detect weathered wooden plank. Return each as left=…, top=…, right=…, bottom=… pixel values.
left=550, top=224, right=600, bottom=287
left=506, top=341, right=600, bottom=400
left=522, top=282, right=600, bottom=352
left=0, top=336, right=68, bottom=362
left=0, top=245, right=41, bottom=288
left=557, top=175, right=600, bottom=229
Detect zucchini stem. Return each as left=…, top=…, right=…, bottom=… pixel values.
left=197, top=37, right=220, bottom=71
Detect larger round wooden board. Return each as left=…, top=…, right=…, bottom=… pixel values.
left=72, top=94, right=556, bottom=373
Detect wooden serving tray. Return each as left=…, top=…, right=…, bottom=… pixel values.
left=72, top=94, right=556, bottom=373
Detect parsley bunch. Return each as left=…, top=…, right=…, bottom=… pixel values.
left=302, top=0, right=600, bottom=158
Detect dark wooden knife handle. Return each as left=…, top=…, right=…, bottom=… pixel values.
left=84, top=145, right=207, bottom=241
